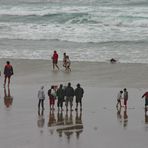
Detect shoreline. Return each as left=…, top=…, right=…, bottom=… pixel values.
left=0, top=58, right=148, bottom=88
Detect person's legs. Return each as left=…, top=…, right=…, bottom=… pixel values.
left=4, top=76, right=7, bottom=86
left=65, top=97, right=69, bottom=111
left=41, top=99, right=44, bottom=109
left=55, top=63, right=59, bottom=70
left=8, top=76, right=11, bottom=87
left=80, top=98, right=82, bottom=110
left=70, top=97, right=73, bottom=111
left=38, top=100, right=41, bottom=109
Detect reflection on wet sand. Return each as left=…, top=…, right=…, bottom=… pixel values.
left=4, top=87, right=13, bottom=108
left=47, top=110, right=83, bottom=140
left=37, top=109, right=45, bottom=128
left=116, top=107, right=128, bottom=129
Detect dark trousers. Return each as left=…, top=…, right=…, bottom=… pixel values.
left=38, top=99, right=44, bottom=109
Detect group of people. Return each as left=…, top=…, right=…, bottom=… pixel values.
left=116, top=88, right=148, bottom=111
left=116, top=88, right=128, bottom=109
left=52, top=51, right=71, bottom=71
left=38, top=82, right=84, bottom=112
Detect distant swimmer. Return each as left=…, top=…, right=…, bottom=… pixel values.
left=4, top=61, right=14, bottom=87
left=110, top=58, right=117, bottom=63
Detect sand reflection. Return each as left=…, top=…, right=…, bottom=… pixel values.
left=37, top=109, right=45, bottom=128
left=4, top=87, right=13, bottom=108
left=116, top=107, right=128, bottom=129
left=47, top=110, right=83, bottom=140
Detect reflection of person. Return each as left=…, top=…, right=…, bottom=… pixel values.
left=123, top=88, right=128, bottom=109
left=142, top=91, right=148, bottom=107
left=48, top=110, right=56, bottom=127
left=116, top=107, right=122, bottom=124
left=123, top=109, right=128, bottom=128
left=75, top=110, right=83, bottom=139
left=4, top=87, right=13, bottom=108
left=4, top=61, right=14, bottom=87
left=74, top=83, right=84, bottom=111
left=52, top=50, right=59, bottom=70
left=38, top=86, right=45, bottom=110
left=65, top=82, right=74, bottom=111
left=37, top=109, right=45, bottom=128
left=116, top=90, right=123, bottom=109
left=56, top=84, right=65, bottom=111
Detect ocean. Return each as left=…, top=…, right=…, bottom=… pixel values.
left=0, top=0, right=148, bottom=63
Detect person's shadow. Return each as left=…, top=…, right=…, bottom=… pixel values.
left=4, top=87, right=13, bottom=108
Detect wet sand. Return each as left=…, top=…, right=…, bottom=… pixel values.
left=0, top=59, right=148, bottom=148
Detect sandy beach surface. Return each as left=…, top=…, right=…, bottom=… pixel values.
left=0, top=59, right=148, bottom=148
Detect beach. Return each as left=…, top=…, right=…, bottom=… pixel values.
left=0, top=59, right=148, bottom=148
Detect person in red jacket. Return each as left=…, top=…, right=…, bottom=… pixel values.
left=4, top=61, right=14, bottom=87
left=52, top=50, right=59, bottom=70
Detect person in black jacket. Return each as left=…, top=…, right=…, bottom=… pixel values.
left=65, top=82, right=74, bottom=111
left=74, top=83, right=84, bottom=111
left=57, top=84, right=65, bottom=111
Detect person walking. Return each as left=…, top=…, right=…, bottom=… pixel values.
left=74, top=83, right=84, bottom=111
left=123, top=88, right=128, bottom=109
left=65, top=82, right=74, bottom=111
left=57, top=84, right=65, bottom=111
left=52, top=50, right=59, bottom=70
left=4, top=61, right=14, bottom=87
left=38, top=86, right=45, bottom=110
left=116, top=90, right=123, bottom=109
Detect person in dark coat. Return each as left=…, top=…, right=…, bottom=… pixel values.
left=57, top=84, right=65, bottom=111
left=4, top=61, right=14, bottom=87
left=74, top=83, right=84, bottom=111
left=65, top=82, right=74, bottom=111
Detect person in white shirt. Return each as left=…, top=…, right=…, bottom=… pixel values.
left=116, top=90, right=123, bottom=109
left=38, top=86, right=45, bottom=110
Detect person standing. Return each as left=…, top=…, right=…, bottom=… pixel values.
left=48, top=85, right=56, bottom=110
left=116, top=90, right=123, bottom=109
left=65, top=56, right=71, bottom=72
left=4, top=61, right=14, bottom=87
left=123, top=88, right=128, bottom=109
left=142, top=91, right=148, bottom=108
left=74, top=83, right=84, bottom=111
left=63, top=52, right=67, bottom=68
left=65, top=82, right=74, bottom=111
left=38, top=86, right=45, bottom=110
left=52, top=50, right=59, bottom=70
left=57, top=84, right=65, bottom=111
